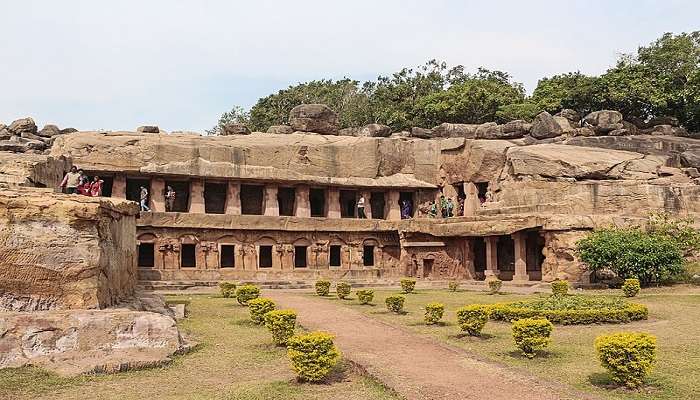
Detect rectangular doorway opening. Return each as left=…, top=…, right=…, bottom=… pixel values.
left=340, top=190, right=357, bottom=218
left=88, top=174, right=113, bottom=197
left=259, top=245, right=273, bottom=268
left=126, top=177, right=150, bottom=203
left=370, top=192, right=385, bottom=219
left=294, top=246, right=307, bottom=268
left=329, top=245, right=341, bottom=267
left=278, top=187, right=296, bottom=216
left=181, top=244, right=196, bottom=268
left=423, top=259, right=434, bottom=278
left=164, top=181, right=190, bottom=212
left=399, top=191, right=414, bottom=218
left=475, top=182, right=488, bottom=203
left=473, top=238, right=486, bottom=280
left=204, top=182, right=228, bottom=214
left=363, top=245, right=374, bottom=267
left=220, top=244, right=235, bottom=268
left=138, top=243, right=154, bottom=268
left=309, top=188, right=326, bottom=217
left=241, top=184, right=264, bottom=215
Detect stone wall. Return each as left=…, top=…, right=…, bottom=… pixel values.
left=0, top=189, right=139, bottom=311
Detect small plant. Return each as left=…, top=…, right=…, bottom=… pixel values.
left=385, top=295, right=405, bottom=313
left=594, top=332, right=656, bottom=388
left=248, top=297, right=276, bottom=324
left=235, top=284, right=261, bottom=305
left=512, top=318, right=553, bottom=358
left=264, top=309, right=297, bottom=346
left=356, top=289, right=374, bottom=305
left=315, top=280, right=331, bottom=296
left=400, top=278, right=417, bottom=293
left=336, top=282, right=351, bottom=299
left=551, top=280, right=569, bottom=296
left=622, top=278, right=641, bottom=297
left=448, top=281, right=459, bottom=292
left=287, top=331, right=341, bottom=382
left=424, top=302, right=445, bottom=325
left=456, top=304, right=490, bottom=336
left=219, top=281, right=237, bottom=298
left=487, top=278, right=502, bottom=294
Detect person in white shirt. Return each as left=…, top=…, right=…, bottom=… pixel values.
left=357, top=195, right=367, bottom=219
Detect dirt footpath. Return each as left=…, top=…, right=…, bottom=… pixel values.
left=267, top=290, right=596, bottom=400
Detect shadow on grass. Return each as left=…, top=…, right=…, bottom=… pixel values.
left=408, top=320, right=452, bottom=327
left=506, top=349, right=556, bottom=360
left=448, top=332, right=495, bottom=340
left=231, top=318, right=257, bottom=327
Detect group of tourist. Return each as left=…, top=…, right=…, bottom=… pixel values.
left=423, top=195, right=460, bottom=218
left=356, top=195, right=414, bottom=219
left=138, top=185, right=176, bottom=212
left=59, top=166, right=104, bottom=197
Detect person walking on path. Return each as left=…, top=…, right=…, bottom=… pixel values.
left=165, top=185, right=176, bottom=212
left=357, top=194, right=367, bottom=218
left=59, top=166, right=81, bottom=194
left=139, top=186, right=151, bottom=212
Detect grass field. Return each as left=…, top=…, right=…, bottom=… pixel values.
left=326, top=285, right=700, bottom=400
left=0, top=295, right=398, bottom=400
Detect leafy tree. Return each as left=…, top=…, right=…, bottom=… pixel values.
left=495, top=102, right=542, bottom=123
left=206, top=106, right=250, bottom=135
left=531, top=72, right=601, bottom=116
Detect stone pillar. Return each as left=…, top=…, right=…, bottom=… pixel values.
left=386, top=190, right=401, bottom=220
left=360, top=190, right=372, bottom=219
left=512, top=231, right=529, bottom=281
left=189, top=179, right=205, bottom=213
left=112, top=174, right=126, bottom=199
left=151, top=177, right=165, bottom=212
left=327, top=188, right=341, bottom=218
left=225, top=182, right=241, bottom=215
left=484, top=236, right=499, bottom=278
left=295, top=185, right=311, bottom=217
left=264, top=185, right=279, bottom=216
left=463, top=182, right=480, bottom=216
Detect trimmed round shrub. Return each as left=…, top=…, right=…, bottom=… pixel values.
left=456, top=304, right=490, bottom=336
left=315, top=280, right=331, bottom=296
left=336, top=282, right=351, bottom=299
left=594, top=332, right=657, bottom=388
left=219, top=281, right=237, bottom=298
left=356, top=289, right=374, bottom=305
left=400, top=278, right=417, bottom=294
left=385, top=295, right=405, bottom=313
left=448, top=281, right=459, bottom=292
left=489, top=295, right=648, bottom=325
left=512, top=318, right=553, bottom=358
left=248, top=297, right=276, bottom=324
left=551, top=280, right=569, bottom=296
left=235, top=284, right=261, bottom=305
left=622, top=278, right=641, bottom=297
left=287, top=332, right=341, bottom=382
left=488, top=279, right=502, bottom=294
left=264, top=309, right=297, bottom=346
left=424, top=302, right=445, bottom=325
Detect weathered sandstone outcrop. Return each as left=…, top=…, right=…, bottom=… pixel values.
left=289, top=104, right=338, bottom=134
left=221, top=123, right=251, bottom=135
left=0, top=152, right=71, bottom=189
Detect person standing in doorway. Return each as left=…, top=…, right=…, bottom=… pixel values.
left=139, top=185, right=151, bottom=212
left=89, top=175, right=104, bottom=197
left=165, top=185, right=176, bottom=212
left=439, top=195, right=448, bottom=218
left=357, top=194, right=367, bottom=218
left=446, top=197, right=455, bottom=217
left=60, top=166, right=81, bottom=194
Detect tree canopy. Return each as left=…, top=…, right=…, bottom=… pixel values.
left=210, top=31, right=700, bottom=134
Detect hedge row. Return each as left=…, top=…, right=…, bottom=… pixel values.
left=489, top=301, right=648, bottom=325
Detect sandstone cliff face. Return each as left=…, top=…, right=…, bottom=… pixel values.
left=0, top=189, right=139, bottom=311
left=0, top=152, right=72, bottom=189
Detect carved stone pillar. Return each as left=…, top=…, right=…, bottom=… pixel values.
left=112, top=174, right=126, bottom=199
left=386, top=190, right=401, bottom=220
left=264, top=185, right=279, bottom=216
left=484, top=236, right=499, bottom=278
left=512, top=231, right=529, bottom=281
left=327, top=188, right=341, bottom=218
left=226, top=182, right=241, bottom=215
left=463, top=182, right=480, bottom=216
left=295, top=185, right=311, bottom=218
left=189, top=179, right=205, bottom=213
left=151, top=177, right=165, bottom=212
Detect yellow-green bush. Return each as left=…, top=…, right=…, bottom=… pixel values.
left=594, top=332, right=657, bottom=388
left=385, top=295, right=405, bottom=313
left=456, top=304, right=490, bottom=336
left=487, top=279, right=502, bottom=294
left=551, top=280, right=569, bottom=296
left=264, top=309, right=297, bottom=346
left=235, top=284, right=261, bottom=305
left=448, top=281, right=459, bottom=292
left=622, top=278, right=641, bottom=297
left=512, top=318, right=553, bottom=358
left=400, top=278, right=417, bottom=293
left=356, top=289, right=374, bottom=305
left=287, top=331, right=341, bottom=382
left=424, top=302, right=445, bottom=325
left=219, top=281, right=237, bottom=298
left=248, top=297, right=276, bottom=324
left=336, top=282, right=351, bottom=299
left=315, top=280, right=331, bottom=296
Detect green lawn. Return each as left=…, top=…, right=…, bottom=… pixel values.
left=325, top=285, right=700, bottom=400
left=1, top=295, right=398, bottom=400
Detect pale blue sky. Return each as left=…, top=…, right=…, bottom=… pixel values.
left=1, top=0, right=698, bottom=132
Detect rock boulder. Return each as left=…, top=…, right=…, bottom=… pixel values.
left=137, top=126, right=160, bottom=133
left=221, top=123, right=251, bottom=135
left=38, top=124, right=61, bottom=137
left=289, top=104, right=338, bottom=134
left=267, top=125, right=294, bottom=134
left=583, top=110, right=623, bottom=134
left=7, top=117, right=37, bottom=135
left=530, top=111, right=563, bottom=139
left=358, top=123, right=392, bottom=137
left=410, top=127, right=435, bottom=139
left=432, top=123, right=478, bottom=138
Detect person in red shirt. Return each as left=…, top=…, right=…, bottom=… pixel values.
left=89, top=175, right=104, bottom=197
